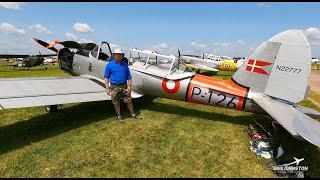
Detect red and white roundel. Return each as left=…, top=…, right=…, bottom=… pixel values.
left=162, top=79, right=180, bottom=94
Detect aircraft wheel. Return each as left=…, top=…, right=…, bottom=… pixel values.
left=45, top=105, right=58, bottom=113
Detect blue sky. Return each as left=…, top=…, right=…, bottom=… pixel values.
left=1, top=2, right=320, bottom=57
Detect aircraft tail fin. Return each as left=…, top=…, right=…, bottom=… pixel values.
left=232, top=30, right=311, bottom=103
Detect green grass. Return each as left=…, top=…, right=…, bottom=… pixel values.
left=0, top=61, right=319, bottom=177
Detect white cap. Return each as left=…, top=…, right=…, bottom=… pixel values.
left=113, top=48, right=124, bottom=54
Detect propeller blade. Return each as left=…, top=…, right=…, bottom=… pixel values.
left=33, top=38, right=58, bottom=52
left=59, top=41, right=83, bottom=50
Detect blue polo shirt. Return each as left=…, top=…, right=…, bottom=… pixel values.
left=103, top=58, right=132, bottom=85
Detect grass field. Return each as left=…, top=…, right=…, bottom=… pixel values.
left=0, top=61, right=319, bottom=177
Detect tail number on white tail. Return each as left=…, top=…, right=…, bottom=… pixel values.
left=189, top=86, right=240, bottom=109
left=275, top=65, right=302, bottom=74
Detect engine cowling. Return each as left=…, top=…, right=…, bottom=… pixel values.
left=57, top=48, right=74, bottom=73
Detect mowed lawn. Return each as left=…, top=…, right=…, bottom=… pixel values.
left=0, top=62, right=319, bottom=177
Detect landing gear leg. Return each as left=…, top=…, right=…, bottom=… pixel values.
left=45, top=105, right=58, bottom=113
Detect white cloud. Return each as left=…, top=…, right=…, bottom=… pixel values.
left=65, top=32, right=77, bottom=41
left=0, top=2, right=24, bottom=10
left=0, top=22, right=26, bottom=36
left=73, top=23, right=94, bottom=33
left=29, top=24, right=52, bottom=34
left=65, top=32, right=93, bottom=43
left=151, top=43, right=169, bottom=49
left=220, top=42, right=230, bottom=49
left=0, top=38, right=53, bottom=55
left=303, top=27, right=320, bottom=46
left=109, top=43, right=119, bottom=49
left=237, top=39, right=246, bottom=45
left=214, top=41, right=230, bottom=49
left=191, top=41, right=207, bottom=48
left=78, top=38, right=94, bottom=43
left=257, top=2, right=270, bottom=7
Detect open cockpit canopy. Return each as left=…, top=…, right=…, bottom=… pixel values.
left=89, top=42, right=112, bottom=61
left=129, top=48, right=194, bottom=80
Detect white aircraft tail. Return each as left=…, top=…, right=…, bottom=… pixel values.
left=232, top=30, right=311, bottom=103
left=236, top=30, right=320, bottom=147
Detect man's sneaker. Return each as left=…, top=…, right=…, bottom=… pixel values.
left=117, top=116, right=124, bottom=123
left=131, top=114, right=142, bottom=120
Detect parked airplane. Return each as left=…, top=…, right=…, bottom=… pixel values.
left=0, top=52, right=57, bottom=67
left=178, top=50, right=244, bottom=72
left=204, top=54, right=235, bottom=62
left=311, top=57, right=319, bottom=64
left=0, top=30, right=319, bottom=147
left=43, top=57, right=58, bottom=65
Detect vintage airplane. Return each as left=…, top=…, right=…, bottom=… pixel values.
left=178, top=50, right=244, bottom=72
left=0, top=30, right=319, bottom=147
left=43, top=56, right=58, bottom=65
left=204, top=54, right=235, bottom=62
left=0, top=52, right=57, bottom=68
left=311, top=57, right=320, bottom=64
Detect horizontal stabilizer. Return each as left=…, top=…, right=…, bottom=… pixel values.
left=293, top=108, right=320, bottom=147
left=293, top=104, right=320, bottom=119
left=253, top=95, right=320, bottom=147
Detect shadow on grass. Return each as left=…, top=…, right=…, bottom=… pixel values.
left=0, top=95, right=258, bottom=155
left=0, top=95, right=319, bottom=177
left=138, top=96, right=263, bottom=126
left=0, top=101, right=116, bottom=155
left=198, top=70, right=218, bottom=76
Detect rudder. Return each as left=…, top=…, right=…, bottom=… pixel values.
left=232, top=30, right=311, bottom=103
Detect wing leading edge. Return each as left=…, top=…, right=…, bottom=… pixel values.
left=253, top=95, right=320, bottom=147
left=0, top=77, right=143, bottom=110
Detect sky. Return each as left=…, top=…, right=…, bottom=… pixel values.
left=1, top=2, right=320, bottom=57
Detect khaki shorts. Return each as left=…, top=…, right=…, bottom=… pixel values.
left=110, top=84, right=132, bottom=104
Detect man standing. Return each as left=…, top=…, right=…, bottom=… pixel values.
left=104, top=49, right=140, bottom=122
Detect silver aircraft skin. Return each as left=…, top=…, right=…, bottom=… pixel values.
left=0, top=30, right=320, bottom=147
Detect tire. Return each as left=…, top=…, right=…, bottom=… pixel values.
left=45, top=105, right=58, bottom=113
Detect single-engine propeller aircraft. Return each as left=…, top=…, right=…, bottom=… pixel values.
left=178, top=50, right=244, bottom=72
left=0, top=30, right=319, bottom=147
left=0, top=52, right=57, bottom=68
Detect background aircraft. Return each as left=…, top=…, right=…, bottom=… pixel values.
left=0, top=30, right=319, bottom=148
left=178, top=50, right=244, bottom=73
left=0, top=52, right=57, bottom=68
left=43, top=56, right=58, bottom=65
left=311, top=57, right=320, bottom=64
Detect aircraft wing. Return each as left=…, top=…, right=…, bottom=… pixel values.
left=252, top=95, right=320, bottom=147
left=0, top=77, right=143, bottom=110
left=189, top=63, right=219, bottom=72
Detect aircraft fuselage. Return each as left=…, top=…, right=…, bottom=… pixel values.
left=68, top=54, right=264, bottom=115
